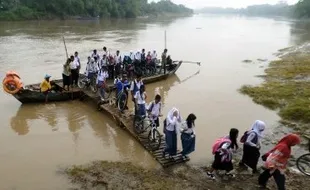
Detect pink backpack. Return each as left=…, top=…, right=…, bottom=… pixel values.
left=212, top=137, right=231, bottom=155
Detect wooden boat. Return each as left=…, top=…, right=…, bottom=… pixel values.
left=10, top=61, right=182, bottom=104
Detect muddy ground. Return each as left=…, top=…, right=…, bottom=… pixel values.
left=63, top=160, right=310, bottom=190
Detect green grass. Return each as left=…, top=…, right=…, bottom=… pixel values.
left=240, top=51, right=310, bottom=128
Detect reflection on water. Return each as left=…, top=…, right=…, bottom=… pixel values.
left=290, top=20, right=310, bottom=45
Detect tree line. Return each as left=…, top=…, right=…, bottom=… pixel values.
left=0, top=0, right=193, bottom=20
left=196, top=0, right=310, bottom=18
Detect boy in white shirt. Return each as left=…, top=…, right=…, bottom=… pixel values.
left=147, top=94, right=162, bottom=127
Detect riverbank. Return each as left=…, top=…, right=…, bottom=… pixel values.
left=240, top=44, right=310, bottom=138
left=63, top=161, right=310, bottom=190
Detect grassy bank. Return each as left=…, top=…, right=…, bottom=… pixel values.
left=64, top=161, right=310, bottom=190
left=240, top=48, right=310, bottom=135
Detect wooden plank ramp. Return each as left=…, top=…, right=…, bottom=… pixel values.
left=81, top=89, right=189, bottom=168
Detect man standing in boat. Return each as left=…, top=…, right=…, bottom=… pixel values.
left=161, top=49, right=168, bottom=74
left=130, top=73, right=143, bottom=115
left=114, top=50, right=122, bottom=77
left=70, top=55, right=79, bottom=87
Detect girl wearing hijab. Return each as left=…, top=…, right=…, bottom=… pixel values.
left=180, top=113, right=197, bottom=160
left=239, top=120, right=266, bottom=174
left=163, top=107, right=182, bottom=159
left=259, top=134, right=300, bottom=190
left=207, top=128, right=239, bottom=179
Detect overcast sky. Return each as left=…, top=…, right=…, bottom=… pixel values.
left=149, top=0, right=299, bottom=9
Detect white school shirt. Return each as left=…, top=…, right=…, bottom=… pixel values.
left=97, top=70, right=109, bottom=82
left=148, top=101, right=161, bottom=117
left=115, top=54, right=122, bottom=64
left=74, top=56, right=80, bottom=67
left=101, top=57, right=108, bottom=67
left=91, top=53, right=100, bottom=59
left=151, top=52, right=157, bottom=60
left=179, top=122, right=195, bottom=135
left=135, top=52, right=142, bottom=61
left=85, top=62, right=97, bottom=74
left=103, top=50, right=110, bottom=57
left=70, top=60, right=78, bottom=70
left=134, top=91, right=146, bottom=104
left=130, top=53, right=135, bottom=61
left=130, top=80, right=143, bottom=91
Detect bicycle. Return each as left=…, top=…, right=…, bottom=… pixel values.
left=78, top=74, right=98, bottom=93
left=296, top=137, right=310, bottom=176
left=134, top=114, right=162, bottom=151
left=100, top=87, right=128, bottom=112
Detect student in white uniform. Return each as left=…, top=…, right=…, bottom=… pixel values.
left=129, top=51, right=135, bottom=61
left=147, top=94, right=162, bottom=127
left=85, top=57, right=98, bottom=80
left=114, top=50, right=122, bottom=77
left=134, top=85, right=147, bottom=116
left=179, top=113, right=197, bottom=160
left=151, top=50, right=157, bottom=63
left=135, top=51, right=142, bottom=62
left=97, top=68, right=109, bottom=100
left=92, top=49, right=100, bottom=60
left=163, top=107, right=182, bottom=159
left=70, top=55, right=79, bottom=86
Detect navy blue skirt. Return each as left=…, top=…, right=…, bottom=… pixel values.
left=164, top=130, right=177, bottom=156
left=181, top=133, right=195, bottom=156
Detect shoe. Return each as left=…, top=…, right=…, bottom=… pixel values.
left=206, top=172, right=216, bottom=180
left=225, top=173, right=235, bottom=178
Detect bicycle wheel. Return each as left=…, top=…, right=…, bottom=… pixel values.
left=78, top=77, right=87, bottom=89
left=117, top=92, right=127, bottom=111
left=296, top=153, right=310, bottom=176
left=148, top=128, right=162, bottom=151
left=134, top=116, right=146, bottom=134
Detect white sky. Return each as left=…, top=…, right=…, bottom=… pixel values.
left=149, top=0, right=299, bottom=9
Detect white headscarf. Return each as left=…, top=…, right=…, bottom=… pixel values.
left=166, top=107, right=181, bottom=126
left=248, top=120, right=266, bottom=138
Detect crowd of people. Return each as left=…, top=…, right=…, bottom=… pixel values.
left=128, top=73, right=300, bottom=190
left=38, top=47, right=300, bottom=190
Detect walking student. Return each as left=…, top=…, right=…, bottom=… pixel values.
left=134, top=85, right=147, bottom=116
left=163, top=107, right=182, bottom=159
left=258, top=133, right=300, bottom=190
left=97, top=68, right=109, bottom=101
left=179, top=113, right=197, bottom=160
left=147, top=94, right=163, bottom=127
left=207, top=128, right=239, bottom=179
left=130, top=74, right=143, bottom=114
left=239, top=120, right=266, bottom=174
left=62, top=58, right=71, bottom=91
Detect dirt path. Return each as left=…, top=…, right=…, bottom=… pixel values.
left=63, top=161, right=310, bottom=190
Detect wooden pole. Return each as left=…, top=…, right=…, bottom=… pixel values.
left=164, top=30, right=167, bottom=49
left=63, top=36, right=69, bottom=59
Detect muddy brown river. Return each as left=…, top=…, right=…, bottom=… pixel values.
left=0, top=15, right=309, bottom=189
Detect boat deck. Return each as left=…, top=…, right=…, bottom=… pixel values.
left=96, top=103, right=189, bottom=168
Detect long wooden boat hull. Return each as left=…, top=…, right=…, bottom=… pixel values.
left=12, top=89, right=82, bottom=104
left=10, top=61, right=182, bottom=104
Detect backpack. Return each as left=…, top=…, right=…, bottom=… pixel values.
left=163, top=119, right=167, bottom=134
left=147, top=101, right=161, bottom=113
left=240, top=131, right=258, bottom=144
left=212, top=137, right=231, bottom=155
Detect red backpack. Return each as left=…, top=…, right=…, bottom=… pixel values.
left=212, top=137, right=231, bottom=155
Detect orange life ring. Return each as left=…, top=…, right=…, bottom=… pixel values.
left=2, top=71, right=23, bottom=94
